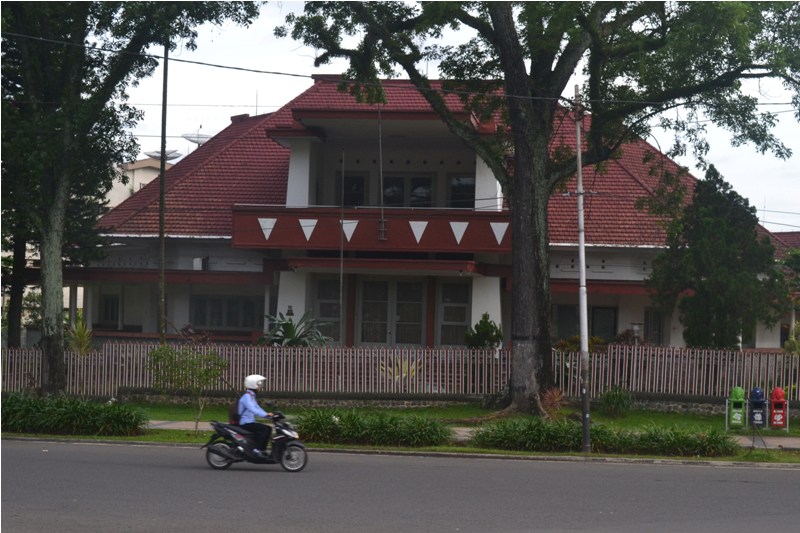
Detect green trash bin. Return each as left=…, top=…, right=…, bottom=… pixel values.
left=726, top=386, right=746, bottom=430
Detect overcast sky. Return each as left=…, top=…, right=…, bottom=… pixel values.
left=126, top=2, right=799, bottom=234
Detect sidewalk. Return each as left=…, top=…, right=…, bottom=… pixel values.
left=149, top=421, right=800, bottom=451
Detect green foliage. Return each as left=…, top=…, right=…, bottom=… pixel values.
left=1, top=1, right=259, bottom=395
left=472, top=418, right=739, bottom=457
left=1, top=393, right=148, bottom=436
left=554, top=335, right=607, bottom=353
left=465, top=313, right=503, bottom=349
left=596, top=386, right=633, bottom=418
left=260, top=311, right=331, bottom=347
left=279, top=1, right=800, bottom=412
left=648, top=166, right=789, bottom=348
left=785, top=325, right=800, bottom=355
left=147, top=345, right=229, bottom=431
left=295, top=408, right=451, bottom=447
left=66, top=312, right=93, bottom=356
left=380, top=354, right=421, bottom=389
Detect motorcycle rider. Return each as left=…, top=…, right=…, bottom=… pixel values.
left=239, top=374, right=273, bottom=455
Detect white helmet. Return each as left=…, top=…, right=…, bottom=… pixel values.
left=244, top=374, right=266, bottom=390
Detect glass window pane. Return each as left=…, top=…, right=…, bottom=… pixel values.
left=591, top=307, right=617, bottom=341
left=342, top=175, right=365, bottom=207
left=383, top=177, right=404, bottom=207
left=410, top=177, right=432, bottom=207
left=442, top=283, right=469, bottom=304
left=443, top=305, right=467, bottom=323
left=317, top=279, right=340, bottom=300
left=226, top=300, right=240, bottom=327
left=440, top=325, right=467, bottom=345
left=450, top=175, right=475, bottom=208
left=242, top=300, right=256, bottom=328
left=191, top=297, right=207, bottom=326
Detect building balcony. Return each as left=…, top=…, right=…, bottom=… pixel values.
left=232, top=205, right=512, bottom=254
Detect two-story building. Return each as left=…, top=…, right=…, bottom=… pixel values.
left=64, top=76, right=793, bottom=348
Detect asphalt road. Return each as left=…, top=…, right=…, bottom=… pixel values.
left=3, top=440, right=799, bottom=533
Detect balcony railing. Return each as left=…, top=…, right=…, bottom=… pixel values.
left=232, top=205, right=512, bottom=253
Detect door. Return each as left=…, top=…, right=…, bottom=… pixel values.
left=359, top=279, right=424, bottom=345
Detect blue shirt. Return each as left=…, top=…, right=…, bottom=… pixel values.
left=238, top=390, right=268, bottom=424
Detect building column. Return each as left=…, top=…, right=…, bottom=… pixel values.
left=475, top=156, right=503, bottom=211
left=286, top=139, right=312, bottom=208
left=471, top=276, right=503, bottom=331
left=276, top=271, right=308, bottom=319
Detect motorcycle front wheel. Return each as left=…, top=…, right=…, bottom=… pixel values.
left=206, top=443, right=234, bottom=470
left=279, top=444, right=308, bottom=472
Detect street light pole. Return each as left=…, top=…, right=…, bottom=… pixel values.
left=575, top=86, right=591, bottom=453
left=158, top=40, right=169, bottom=344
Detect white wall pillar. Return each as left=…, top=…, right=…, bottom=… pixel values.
left=276, top=271, right=308, bottom=319
left=475, top=157, right=503, bottom=211
left=471, top=276, right=503, bottom=330
left=286, top=140, right=312, bottom=207
left=262, top=285, right=272, bottom=333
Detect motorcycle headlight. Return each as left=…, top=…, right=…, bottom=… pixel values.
left=284, top=429, right=299, bottom=439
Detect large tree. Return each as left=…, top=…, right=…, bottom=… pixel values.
left=1, top=2, right=259, bottom=394
left=648, top=165, right=787, bottom=348
left=279, top=2, right=800, bottom=412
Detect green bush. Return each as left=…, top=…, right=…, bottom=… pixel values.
left=1, top=394, right=148, bottom=436
left=596, top=386, right=633, bottom=418
left=295, top=408, right=451, bottom=447
left=471, top=418, right=738, bottom=457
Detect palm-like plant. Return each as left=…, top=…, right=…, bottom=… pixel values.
left=259, top=311, right=331, bottom=346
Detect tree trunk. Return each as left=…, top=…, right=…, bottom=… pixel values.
left=490, top=4, right=556, bottom=413
left=39, top=171, right=69, bottom=396
left=6, top=236, right=27, bottom=348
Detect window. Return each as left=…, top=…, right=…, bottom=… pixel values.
left=383, top=174, right=433, bottom=207
left=99, top=294, right=120, bottom=325
left=337, top=174, right=366, bottom=207
left=591, top=307, right=618, bottom=341
left=358, top=279, right=425, bottom=345
left=644, top=308, right=663, bottom=345
left=440, top=282, right=470, bottom=345
left=315, top=279, right=341, bottom=342
left=554, top=305, right=579, bottom=340
left=190, top=296, right=264, bottom=330
left=449, top=175, right=475, bottom=208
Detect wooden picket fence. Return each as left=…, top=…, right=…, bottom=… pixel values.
left=2, top=343, right=798, bottom=401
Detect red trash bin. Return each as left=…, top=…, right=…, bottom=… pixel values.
left=769, top=387, right=787, bottom=429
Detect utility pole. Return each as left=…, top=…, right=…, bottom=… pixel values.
left=158, top=41, right=169, bottom=344
left=575, top=85, right=591, bottom=453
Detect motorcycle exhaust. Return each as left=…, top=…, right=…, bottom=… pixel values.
left=208, top=445, right=238, bottom=461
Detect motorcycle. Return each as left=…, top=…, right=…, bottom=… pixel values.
left=202, top=411, right=308, bottom=472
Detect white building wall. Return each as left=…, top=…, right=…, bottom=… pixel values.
left=276, top=271, right=309, bottom=319
left=286, top=140, right=312, bottom=207
left=475, top=157, right=503, bottom=211
left=471, top=276, right=503, bottom=330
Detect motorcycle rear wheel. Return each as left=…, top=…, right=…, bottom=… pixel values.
left=279, top=444, right=308, bottom=472
left=206, top=443, right=234, bottom=470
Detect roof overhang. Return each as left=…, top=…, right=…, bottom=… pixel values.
left=286, top=257, right=487, bottom=277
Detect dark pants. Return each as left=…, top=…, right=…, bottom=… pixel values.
left=241, top=422, right=271, bottom=451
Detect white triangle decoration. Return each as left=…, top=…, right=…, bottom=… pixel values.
left=450, top=221, right=469, bottom=244
left=258, top=218, right=276, bottom=240
left=490, top=222, right=509, bottom=245
left=341, top=220, right=359, bottom=242
left=299, top=219, right=317, bottom=241
left=409, top=221, right=428, bottom=243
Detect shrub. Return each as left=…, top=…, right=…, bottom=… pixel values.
left=541, top=387, right=565, bottom=419
left=295, top=408, right=451, bottom=447
left=1, top=393, right=148, bottom=436
left=596, top=386, right=632, bottom=418
left=465, top=313, right=503, bottom=349
left=259, top=311, right=331, bottom=346
left=471, top=417, right=738, bottom=457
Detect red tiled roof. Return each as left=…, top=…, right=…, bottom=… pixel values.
left=101, top=77, right=699, bottom=247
